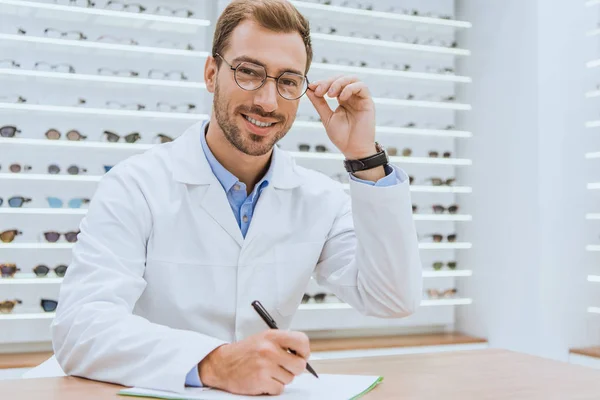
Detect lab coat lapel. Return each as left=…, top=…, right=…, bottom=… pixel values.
left=170, top=122, right=244, bottom=247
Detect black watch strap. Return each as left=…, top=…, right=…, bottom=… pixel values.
left=343, top=142, right=389, bottom=173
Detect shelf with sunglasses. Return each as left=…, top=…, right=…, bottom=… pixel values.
left=0, top=0, right=211, bottom=33
left=290, top=0, right=471, bottom=29
left=0, top=298, right=58, bottom=319
left=0, top=263, right=66, bottom=284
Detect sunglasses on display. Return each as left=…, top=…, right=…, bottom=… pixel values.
left=215, top=53, right=309, bottom=101
left=34, top=61, right=75, bottom=74
left=0, top=264, right=20, bottom=278
left=47, top=197, right=90, bottom=208
left=0, top=197, right=32, bottom=208
left=432, top=204, right=459, bottom=214
left=47, top=164, right=87, bottom=175
left=1, top=163, right=32, bottom=173
left=426, top=177, right=456, bottom=186
left=301, top=293, right=336, bottom=304
left=0, top=230, right=22, bottom=243
left=43, top=231, right=79, bottom=243
left=103, top=130, right=141, bottom=143
left=426, top=234, right=457, bottom=243
left=0, top=299, right=22, bottom=313
left=426, top=288, right=457, bottom=299
left=45, top=128, right=87, bottom=141
left=156, top=133, right=174, bottom=143
left=429, top=151, right=452, bottom=158
left=432, top=262, right=457, bottom=271
left=298, top=143, right=329, bottom=152
left=41, top=299, right=58, bottom=312
left=34, top=264, right=68, bottom=278
left=0, top=125, right=20, bottom=137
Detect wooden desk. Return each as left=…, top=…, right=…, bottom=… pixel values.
left=2, top=349, right=600, bottom=399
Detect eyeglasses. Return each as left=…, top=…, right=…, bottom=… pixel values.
left=426, top=177, right=456, bottom=186
left=105, top=0, right=146, bottom=12
left=427, top=234, right=457, bottom=243
left=426, top=288, right=457, bottom=299
left=298, top=143, right=328, bottom=152
left=98, top=67, right=139, bottom=77
left=106, top=101, right=145, bottom=111
left=154, top=5, right=194, bottom=18
left=0, top=59, right=21, bottom=68
left=432, top=262, right=457, bottom=271
left=34, top=264, right=68, bottom=278
left=301, top=293, right=334, bottom=303
left=43, top=231, right=79, bottom=243
left=429, top=151, right=452, bottom=158
left=0, top=125, right=20, bottom=138
left=103, top=130, right=141, bottom=143
left=34, top=61, right=75, bottom=74
left=432, top=204, right=459, bottom=214
left=43, top=28, right=87, bottom=40
left=156, top=102, right=196, bottom=113
left=215, top=53, right=309, bottom=101
left=53, top=0, right=95, bottom=7
left=1, top=163, right=32, bottom=173
left=0, top=230, right=22, bottom=243
left=47, top=197, right=90, bottom=208
left=0, top=299, right=22, bottom=313
left=0, top=94, right=26, bottom=104
left=47, top=164, right=87, bottom=175
left=41, top=299, right=58, bottom=312
left=0, top=264, right=20, bottom=278
left=426, top=66, right=455, bottom=74
left=156, top=133, right=174, bottom=143
left=0, top=197, right=32, bottom=208
left=45, top=128, right=87, bottom=141
left=97, top=35, right=138, bottom=45
left=148, top=69, right=188, bottom=81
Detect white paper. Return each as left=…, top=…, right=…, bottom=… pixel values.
left=119, top=374, right=382, bottom=400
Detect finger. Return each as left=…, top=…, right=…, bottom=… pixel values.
left=257, top=376, right=285, bottom=396
left=338, top=81, right=371, bottom=102
left=269, top=331, right=311, bottom=360
left=306, top=87, right=333, bottom=124
left=326, top=75, right=361, bottom=98
left=278, top=349, right=308, bottom=376
left=309, top=75, right=344, bottom=97
left=273, top=365, right=295, bottom=385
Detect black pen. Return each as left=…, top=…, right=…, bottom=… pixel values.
left=251, top=300, right=319, bottom=379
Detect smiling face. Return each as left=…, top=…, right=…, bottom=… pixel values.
left=207, top=19, right=308, bottom=157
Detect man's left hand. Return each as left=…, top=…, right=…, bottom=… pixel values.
left=306, top=75, right=377, bottom=160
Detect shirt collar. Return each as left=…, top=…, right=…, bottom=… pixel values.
left=200, top=120, right=273, bottom=193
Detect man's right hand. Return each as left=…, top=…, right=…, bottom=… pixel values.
left=198, top=329, right=310, bottom=395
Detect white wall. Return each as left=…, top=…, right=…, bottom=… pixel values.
left=455, top=0, right=599, bottom=360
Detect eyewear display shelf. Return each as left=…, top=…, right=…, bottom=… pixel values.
left=0, top=0, right=474, bottom=349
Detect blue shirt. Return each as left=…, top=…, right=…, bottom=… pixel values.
left=186, top=120, right=402, bottom=386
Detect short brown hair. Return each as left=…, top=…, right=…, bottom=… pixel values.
left=212, top=0, right=312, bottom=74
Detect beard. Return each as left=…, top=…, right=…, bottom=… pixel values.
left=213, top=81, right=291, bottom=156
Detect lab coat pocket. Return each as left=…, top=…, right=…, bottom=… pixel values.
left=275, top=242, right=324, bottom=317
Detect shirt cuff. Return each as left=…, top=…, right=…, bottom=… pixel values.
left=185, top=365, right=202, bottom=387
left=349, top=164, right=407, bottom=187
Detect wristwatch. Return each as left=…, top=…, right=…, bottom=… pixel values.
left=343, top=142, right=389, bottom=173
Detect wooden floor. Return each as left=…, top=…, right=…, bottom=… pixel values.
left=0, top=352, right=53, bottom=370
left=310, top=332, right=487, bottom=352
left=570, top=346, right=600, bottom=359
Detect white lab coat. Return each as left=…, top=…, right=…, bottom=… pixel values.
left=50, top=121, right=422, bottom=392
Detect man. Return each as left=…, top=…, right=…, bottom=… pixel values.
left=51, top=0, right=422, bottom=396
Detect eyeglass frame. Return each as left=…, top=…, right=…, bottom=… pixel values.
left=214, top=53, right=310, bottom=100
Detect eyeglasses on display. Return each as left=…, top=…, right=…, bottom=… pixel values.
left=154, top=5, right=194, bottom=17
left=47, top=197, right=90, bottom=208
left=34, top=264, right=68, bottom=278
left=0, top=264, right=21, bottom=278
left=426, top=177, right=456, bottom=186
left=428, top=151, right=452, bottom=158
left=41, top=299, right=58, bottom=312
left=301, top=293, right=334, bottom=304
left=156, top=102, right=196, bottom=113
left=148, top=69, right=188, bottom=81
left=105, top=0, right=146, bottom=12
left=432, top=204, right=459, bottom=214
left=215, top=53, right=309, bottom=101
left=43, top=28, right=87, bottom=40
left=298, top=143, right=329, bottom=153
left=156, top=133, right=174, bottom=143
left=34, top=61, right=75, bottom=74
left=0, top=125, right=20, bottom=138
left=0, top=197, right=32, bottom=208
left=0, top=59, right=21, bottom=68
left=98, top=67, right=139, bottom=77
left=1, top=163, right=32, bottom=173
left=97, top=35, right=138, bottom=45
left=43, top=231, right=79, bottom=243
left=103, top=130, right=141, bottom=143
left=45, top=128, right=87, bottom=141
left=426, top=233, right=457, bottom=243
left=432, top=262, right=457, bottom=271
left=106, top=101, right=145, bottom=111
left=426, top=288, right=457, bottom=299
left=0, top=94, right=27, bottom=104
left=0, top=299, right=22, bottom=313
left=0, top=230, right=22, bottom=243
left=47, top=164, right=87, bottom=175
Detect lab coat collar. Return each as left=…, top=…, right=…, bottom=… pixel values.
left=171, top=121, right=303, bottom=190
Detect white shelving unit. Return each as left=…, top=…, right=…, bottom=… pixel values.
left=0, top=0, right=474, bottom=346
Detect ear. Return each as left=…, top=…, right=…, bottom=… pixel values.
left=204, top=55, right=218, bottom=94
